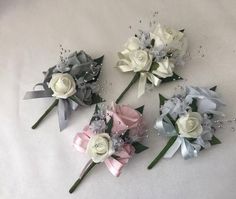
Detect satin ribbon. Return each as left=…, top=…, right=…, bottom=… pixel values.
left=73, top=126, right=134, bottom=177
left=57, top=99, right=71, bottom=131
left=164, top=136, right=198, bottom=159
left=23, top=51, right=103, bottom=131
left=136, top=72, right=162, bottom=98
left=138, top=72, right=161, bottom=98
left=154, top=116, right=199, bottom=159
left=116, top=59, right=161, bottom=97
left=154, top=116, right=177, bottom=137
left=185, top=86, right=225, bottom=116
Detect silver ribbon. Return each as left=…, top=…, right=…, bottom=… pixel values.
left=154, top=117, right=199, bottom=159
left=185, top=86, right=225, bottom=116
left=57, top=99, right=71, bottom=131
left=163, top=136, right=199, bottom=159
left=160, top=86, right=225, bottom=120
left=154, top=116, right=177, bottom=137
left=23, top=89, right=52, bottom=99
left=24, top=50, right=103, bottom=131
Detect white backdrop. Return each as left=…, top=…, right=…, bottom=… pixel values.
left=1, top=0, right=236, bottom=199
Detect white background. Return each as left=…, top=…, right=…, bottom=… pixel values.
left=1, top=0, right=236, bottom=198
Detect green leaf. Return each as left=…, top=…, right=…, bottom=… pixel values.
left=105, top=117, right=113, bottom=134
left=159, top=94, right=168, bottom=107
left=89, top=104, right=100, bottom=124
left=91, top=94, right=105, bottom=104
left=94, top=55, right=104, bottom=65
left=149, top=62, right=159, bottom=72
left=135, top=105, right=144, bottom=114
left=190, top=98, right=198, bottom=112
left=69, top=95, right=82, bottom=105
left=161, top=73, right=183, bottom=83
left=159, top=94, right=168, bottom=114
left=121, top=130, right=129, bottom=140
left=159, top=94, right=176, bottom=124
left=209, top=135, right=221, bottom=145
left=147, top=136, right=178, bottom=169
left=150, top=39, right=155, bottom=47
left=210, top=86, right=217, bottom=91
left=166, top=113, right=176, bottom=126
left=132, top=142, right=149, bottom=153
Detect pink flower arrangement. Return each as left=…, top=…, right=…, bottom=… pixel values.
left=69, top=103, right=148, bottom=193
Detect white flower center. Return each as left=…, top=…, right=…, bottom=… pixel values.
left=55, top=78, right=70, bottom=93
left=92, top=136, right=109, bottom=155
left=186, top=118, right=199, bottom=132
left=137, top=54, right=144, bottom=61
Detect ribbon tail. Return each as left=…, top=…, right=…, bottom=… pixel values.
left=104, top=157, right=124, bottom=177
left=57, top=99, right=71, bottom=131
left=23, top=89, right=52, bottom=99
left=181, top=138, right=198, bottom=159
left=69, top=98, right=79, bottom=111
left=138, top=72, right=147, bottom=98
left=164, top=136, right=182, bottom=158
left=147, top=73, right=161, bottom=87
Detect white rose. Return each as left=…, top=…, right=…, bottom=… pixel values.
left=118, top=37, right=141, bottom=58
left=124, top=36, right=141, bottom=51
left=176, top=112, right=203, bottom=138
left=152, top=58, right=174, bottom=78
left=49, top=73, right=76, bottom=99
left=86, top=133, right=114, bottom=163
left=129, top=50, right=153, bottom=72
left=150, top=23, right=184, bottom=48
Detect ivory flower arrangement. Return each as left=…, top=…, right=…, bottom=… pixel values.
left=115, top=23, right=187, bottom=103
left=69, top=103, right=148, bottom=193
left=148, top=86, right=225, bottom=169
left=24, top=51, right=104, bottom=131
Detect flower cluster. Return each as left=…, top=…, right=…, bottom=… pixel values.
left=70, top=103, right=148, bottom=193
left=74, top=103, right=147, bottom=173
left=116, top=23, right=188, bottom=99
left=24, top=51, right=104, bottom=131
left=148, top=86, right=224, bottom=169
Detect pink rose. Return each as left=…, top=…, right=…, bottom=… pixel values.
left=107, top=103, right=145, bottom=137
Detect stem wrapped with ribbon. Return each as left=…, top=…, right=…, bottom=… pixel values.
left=148, top=86, right=225, bottom=169
left=69, top=103, right=148, bottom=193
left=115, top=23, right=188, bottom=103
left=24, top=50, right=104, bottom=131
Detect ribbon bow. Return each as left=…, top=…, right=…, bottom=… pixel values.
left=74, top=126, right=134, bottom=177
left=24, top=51, right=104, bottom=131
left=138, top=72, right=161, bottom=98
left=154, top=116, right=201, bottom=159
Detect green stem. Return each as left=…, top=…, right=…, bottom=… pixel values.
left=69, top=161, right=97, bottom=194
left=115, top=73, right=140, bottom=104
left=31, top=99, right=59, bottom=129
left=147, top=136, right=177, bottom=169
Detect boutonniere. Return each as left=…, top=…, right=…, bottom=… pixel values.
left=69, top=103, right=148, bottom=193
left=148, top=86, right=225, bottom=169
left=24, top=50, right=104, bottom=131
left=115, top=23, right=188, bottom=103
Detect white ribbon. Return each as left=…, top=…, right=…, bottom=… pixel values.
left=137, top=72, right=161, bottom=98
left=164, top=136, right=198, bottom=159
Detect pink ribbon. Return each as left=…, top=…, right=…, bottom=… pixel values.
left=73, top=103, right=143, bottom=177
left=74, top=127, right=135, bottom=177
left=104, top=144, right=135, bottom=177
